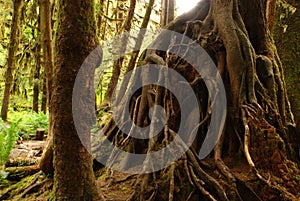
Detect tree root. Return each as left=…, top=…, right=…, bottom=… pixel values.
left=170, top=129, right=229, bottom=201
left=188, top=165, right=217, bottom=201
left=242, top=106, right=296, bottom=200
left=168, top=163, right=175, bottom=201
left=20, top=177, right=48, bottom=198
left=5, top=165, right=40, bottom=181
left=91, top=1, right=300, bottom=200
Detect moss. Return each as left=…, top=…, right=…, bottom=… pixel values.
left=274, top=0, right=300, bottom=123
left=1, top=173, right=37, bottom=199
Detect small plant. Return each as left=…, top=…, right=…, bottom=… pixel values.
left=0, top=119, right=20, bottom=167
left=8, top=110, right=49, bottom=139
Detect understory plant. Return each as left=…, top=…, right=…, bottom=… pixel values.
left=7, top=110, right=49, bottom=139
left=0, top=119, right=19, bottom=167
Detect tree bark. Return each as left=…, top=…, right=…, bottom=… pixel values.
left=1, top=0, right=23, bottom=121
left=168, top=0, right=175, bottom=23
left=98, top=0, right=300, bottom=200
left=97, top=0, right=105, bottom=39
left=161, top=0, right=168, bottom=26
left=51, top=0, right=100, bottom=200
left=41, top=75, right=47, bottom=114
left=39, top=0, right=55, bottom=175
left=33, top=13, right=42, bottom=114
left=161, top=0, right=175, bottom=27
left=267, top=0, right=277, bottom=33
left=33, top=43, right=41, bottom=113
left=40, top=0, right=54, bottom=108
left=40, top=0, right=54, bottom=142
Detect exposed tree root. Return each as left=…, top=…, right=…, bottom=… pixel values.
left=93, top=0, right=300, bottom=196
left=5, top=165, right=40, bottom=181
left=188, top=165, right=216, bottom=201
left=20, top=177, right=48, bottom=198
left=0, top=172, right=53, bottom=201
left=37, top=0, right=300, bottom=200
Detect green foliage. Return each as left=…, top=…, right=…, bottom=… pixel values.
left=0, top=118, right=19, bottom=166
left=275, top=0, right=300, bottom=123
left=0, top=169, right=11, bottom=189
left=0, top=110, right=48, bottom=167
left=96, top=108, right=112, bottom=128
left=7, top=110, right=48, bottom=139
left=276, top=0, right=297, bottom=32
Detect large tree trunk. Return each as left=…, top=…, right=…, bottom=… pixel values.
left=1, top=0, right=23, bottom=121
left=96, top=0, right=300, bottom=200
left=51, top=0, right=100, bottom=200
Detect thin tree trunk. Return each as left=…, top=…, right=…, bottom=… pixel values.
left=168, top=0, right=175, bottom=23
left=33, top=10, right=42, bottom=113
left=161, top=0, right=175, bottom=27
left=33, top=43, right=41, bottom=113
left=161, top=0, right=168, bottom=26
left=101, top=0, right=111, bottom=40
left=39, top=0, right=54, bottom=175
left=102, top=0, right=137, bottom=104
left=1, top=0, right=23, bottom=121
left=40, top=0, right=53, bottom=112
left=41, top=76, right=47, bottom=114
left=126, top=0, right=155, bottom=72
left=116, top=0, right=155, bottom=101
left=97, top=0, right=105, bottom=39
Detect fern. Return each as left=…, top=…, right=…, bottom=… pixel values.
left=0, top=119, right=20, bottom=167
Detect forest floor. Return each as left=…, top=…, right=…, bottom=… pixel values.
left=0, top=140, right=137, bottom=201
left=0, top=166, right=137, bottom=200
left=0, top=140, right=299, bottom=200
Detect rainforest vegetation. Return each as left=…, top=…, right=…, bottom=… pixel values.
left=0, top=0, right=299, bottom=200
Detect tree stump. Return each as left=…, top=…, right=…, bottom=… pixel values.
left=35, top=128, right=45, bottom=140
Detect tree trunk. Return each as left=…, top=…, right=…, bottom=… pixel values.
left=267, top=0, right=276, bottom=33
left=101, top=0, right=111, bottom=41
left=168, top=0, right=175, bottom=23
left=102, top=0, right=137, bottom=105
left=40, top=0, right=53, bottom=107
left=97, top=0, right=105, bottom=39
left=115, top=0, right=155, bottom=101
left=161, top=0, right=168, bottom=26
left=40, top=0, right=54, bottom=139
left=161, top=0, right=175, bottom=27
left=33, top=38, right=41, bottom=113
left=97, top=0, right=300, bottom=200
left=41, top=75, right=47, bottom=114
left=51, top=0, right=100, bottom=200
left=39, top=0, right=55, bottom=175
left=1, top=0, right=23, bottom=121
